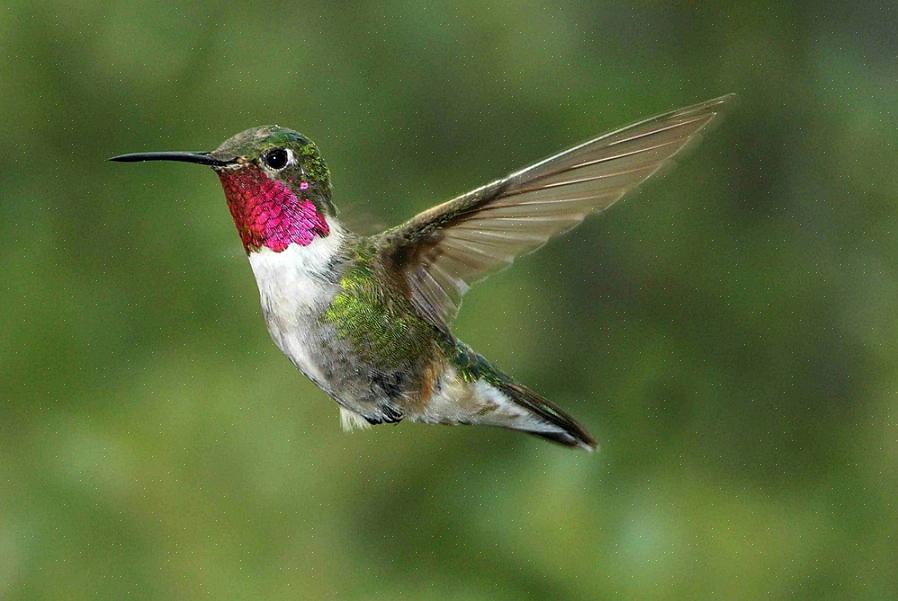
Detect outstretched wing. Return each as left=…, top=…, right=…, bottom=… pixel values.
left=378, top=94, right=733, bottom=331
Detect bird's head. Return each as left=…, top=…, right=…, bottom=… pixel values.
left=111, top=126, right=334, bottom=253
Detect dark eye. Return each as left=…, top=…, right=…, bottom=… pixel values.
left=263, top=148, right=289, bottom=170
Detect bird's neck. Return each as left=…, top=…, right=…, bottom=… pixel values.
left=248, top=220, right=353, bottom=315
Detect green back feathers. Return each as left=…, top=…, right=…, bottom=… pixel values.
left=322, top=242, right=433, bottom=368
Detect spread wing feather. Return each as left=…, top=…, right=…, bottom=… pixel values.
left=377, top=94, right=733, bottom=331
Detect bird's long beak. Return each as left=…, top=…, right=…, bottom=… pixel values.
left=108, top=151, right=234, bottom=167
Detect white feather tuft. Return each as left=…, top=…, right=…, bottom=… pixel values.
left=340, top=407, right=372, bottom=432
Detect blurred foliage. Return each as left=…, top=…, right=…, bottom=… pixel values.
left=2, top=2, right=898, bottom=600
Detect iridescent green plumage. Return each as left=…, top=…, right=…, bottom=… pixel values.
left=322, top=241, right=434, bottom=368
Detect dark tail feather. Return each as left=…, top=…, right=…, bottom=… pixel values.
left=495, top=382, right=597, bottom=451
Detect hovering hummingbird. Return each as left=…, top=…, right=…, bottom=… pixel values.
left=111, top=94, right=731, bottom=450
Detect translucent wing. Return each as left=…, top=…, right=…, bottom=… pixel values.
left=378, top=94, right=733, bottom=330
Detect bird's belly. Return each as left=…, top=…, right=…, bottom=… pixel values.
left=248, top=242, right=352, bottom=391
left=266, top=321, right=330, bottom=388
left=263, top=307, right=387, bottom=414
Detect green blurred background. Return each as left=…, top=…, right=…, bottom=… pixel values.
left=2, top=2, right=897, bottom=600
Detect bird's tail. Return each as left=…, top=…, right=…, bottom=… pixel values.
left=439, top=340, right=596, bottom=450
left=492, top=380, right=597, bottom=451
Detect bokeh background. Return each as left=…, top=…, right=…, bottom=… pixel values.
left=2, top=2, right=897, bottom=600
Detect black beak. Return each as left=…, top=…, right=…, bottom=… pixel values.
left=108, top=151, right=234, bottom=167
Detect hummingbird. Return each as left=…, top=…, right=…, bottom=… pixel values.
left=110, top=94, right=732, bottom=451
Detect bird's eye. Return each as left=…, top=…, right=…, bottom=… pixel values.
left=263, top=148, right=289, bottom=170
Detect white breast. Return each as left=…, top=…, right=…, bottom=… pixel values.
left=246, top=223, right=346, bottom=385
